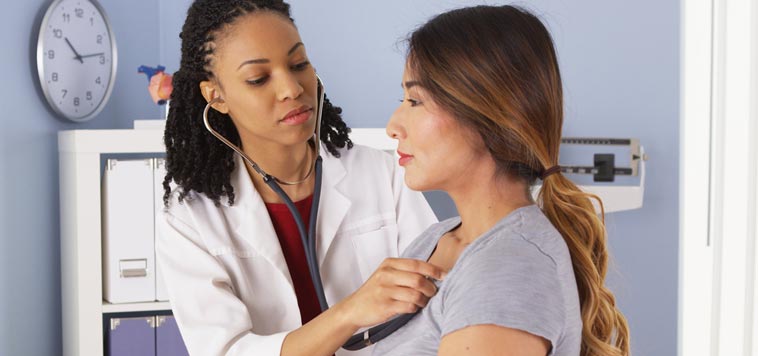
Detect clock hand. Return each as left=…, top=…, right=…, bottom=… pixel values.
left=79, top=53, right=105, bottom=59
left=64, top=37, right=84, bottom=63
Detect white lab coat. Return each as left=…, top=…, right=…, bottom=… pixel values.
left=156, top=144, right=438, bottom=356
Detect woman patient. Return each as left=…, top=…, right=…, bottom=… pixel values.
left=373, top=5, right=630, bottom=356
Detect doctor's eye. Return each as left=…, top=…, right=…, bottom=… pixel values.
left=291, top=61, right=311, bottom=71
left=246, top=76, right=269, bottom=86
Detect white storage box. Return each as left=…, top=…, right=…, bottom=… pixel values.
left=102, top=158, right=156, bottom=303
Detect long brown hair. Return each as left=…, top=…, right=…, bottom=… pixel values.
left=406, top=5, right=630, bottom=356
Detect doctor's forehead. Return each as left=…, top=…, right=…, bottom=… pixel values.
left=211, top=12, right=303, bottom=63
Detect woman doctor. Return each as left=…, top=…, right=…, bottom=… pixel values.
left=156, top=1, right=441, bottom=355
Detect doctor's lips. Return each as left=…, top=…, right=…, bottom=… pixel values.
left=397, top=151, right=414, bottom=166
left=280, top=105, right=312, bottom=125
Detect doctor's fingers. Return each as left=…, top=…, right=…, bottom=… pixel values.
left=381, top=258, right=447, bottom=281
left=385, top=286, right=430, bottom=310
left=376, top=269, right=438, bottom=298
left=390, top=301, right=421, bottom=316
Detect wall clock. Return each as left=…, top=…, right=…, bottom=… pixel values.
left=37, top=0, right=117, bottom=122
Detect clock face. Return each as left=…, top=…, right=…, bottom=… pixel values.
left=37, top=0, right=117, bottom=122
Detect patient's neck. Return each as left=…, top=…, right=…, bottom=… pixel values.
left=446, top=163, right=532, bottom=245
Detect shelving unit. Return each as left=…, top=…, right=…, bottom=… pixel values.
left=59, top=128, right=165, bottom=356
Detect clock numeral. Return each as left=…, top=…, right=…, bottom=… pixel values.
left=97, top=35, right=102, bottom=44
left=48, top=50, right=55, bottom=60
left=75, top=8, right=84, bottom=18
left=61, top=89, right=67, bottom=99
left=86, top=91, right=92, bottom=101
left=52, top=72, right=58, bottom=82
left=62, top=13, right=70, bottom=23
left=99, top=55, right=105, bottom=65
left=53, top=29, right=62, bottom=39
left=95, top=76, right=101, bottom=85
left=90, top=17, right=94, bottom=26
left=74, top=97, right=80, bottom=107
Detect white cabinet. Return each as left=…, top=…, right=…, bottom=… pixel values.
left=59, top=128, right=170, bottom=356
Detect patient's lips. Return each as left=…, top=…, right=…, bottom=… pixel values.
left=397, top=150, right=413, bottom=166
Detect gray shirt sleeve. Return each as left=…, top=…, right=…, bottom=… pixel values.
left=439, top=234, right=566, bottom=350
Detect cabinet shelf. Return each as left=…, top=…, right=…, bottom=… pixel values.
left=102, top=301, right=172, bottom=314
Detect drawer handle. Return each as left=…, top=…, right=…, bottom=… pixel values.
left=119, top=258, right=148, bottom=278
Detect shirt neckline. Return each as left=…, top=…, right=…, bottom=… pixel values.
left=422, top=204, right=536, bottom=287
left=264, top=194, right=314, bottom=212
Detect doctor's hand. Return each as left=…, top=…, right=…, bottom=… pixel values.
left=335, top=258, right=446, bottom=329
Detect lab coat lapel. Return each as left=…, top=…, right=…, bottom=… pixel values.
left=316, top=148, right=351, bottom=267
left=230, top=155, right=293, bottom=288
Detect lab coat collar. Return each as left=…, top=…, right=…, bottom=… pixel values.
left=315, top=147, right=351, bottom=267
left=228, top=145, right=351, bottom=287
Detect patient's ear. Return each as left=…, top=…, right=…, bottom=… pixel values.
left=199, top=81, right=229, bottom=114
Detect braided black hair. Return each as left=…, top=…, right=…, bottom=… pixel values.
left=163, top=0, right=352, bottom=207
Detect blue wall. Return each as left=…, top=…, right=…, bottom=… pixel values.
left=1, top=0, right=188, bottom=354
left=0, top=0, right=678, bottom=355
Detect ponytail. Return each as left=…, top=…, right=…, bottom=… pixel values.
left=538, top=173, right=630, bottom=356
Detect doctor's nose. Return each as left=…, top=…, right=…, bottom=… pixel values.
left=276, top=74, right=304, bottom=102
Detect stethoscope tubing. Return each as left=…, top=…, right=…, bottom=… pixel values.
left=342, top=311, right=419, bottom=350
left=263, top=157, right=328, bottom=311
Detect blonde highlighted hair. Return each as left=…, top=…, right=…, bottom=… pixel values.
left=406, top=5, right=630, bottom=356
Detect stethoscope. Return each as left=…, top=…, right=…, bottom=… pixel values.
left=202, top=75, right=418, bottom=350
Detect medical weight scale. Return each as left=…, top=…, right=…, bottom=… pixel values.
left=533, top=137, right=648, bottom=213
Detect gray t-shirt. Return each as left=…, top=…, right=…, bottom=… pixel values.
left=372, top=205, right=581, bottom=356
